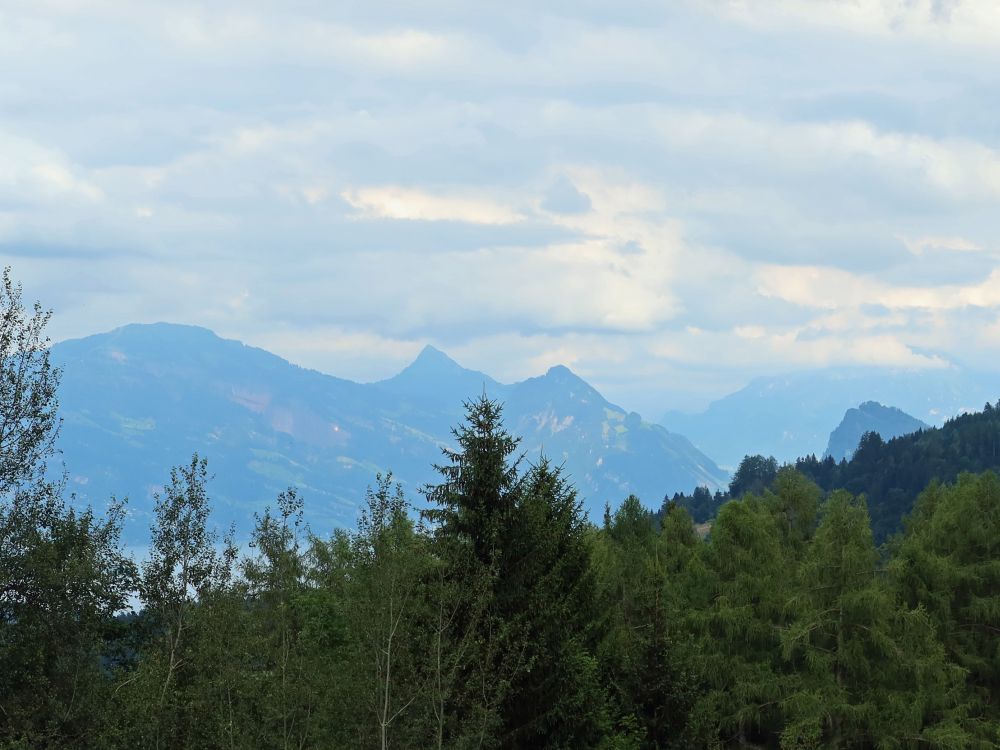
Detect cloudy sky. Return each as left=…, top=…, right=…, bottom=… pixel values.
left=5, top=0, right=1000, bottom=416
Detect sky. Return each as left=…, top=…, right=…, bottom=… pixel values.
left=4, top=0, right=1000, bottom=416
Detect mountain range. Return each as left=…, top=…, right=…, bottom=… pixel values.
left=662, top=367, right=996, bottom=469
left=53, top=323, right=727, bottom=543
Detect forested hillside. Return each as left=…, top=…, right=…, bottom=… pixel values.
left=672, top=402, right=1000, bottom=542
left=796, top=403, right=1000, bottom=540
left=663, top=369, right=994, bottom=468
left=5, top=272, right=1000, bottom=748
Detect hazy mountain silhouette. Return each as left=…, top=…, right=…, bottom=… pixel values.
left=825, top=401, right=929, bottom=462
left=53, top=324, right=727, bottom=542
left=662, top=367, right=994, bottom=469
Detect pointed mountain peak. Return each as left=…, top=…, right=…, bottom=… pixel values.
left=412, top=344, right=458, bottom=368
left=857, top=400, right=885, bottom=411
left=511, top=362, right=609, bottom=408
left=543, top=363, right=591, bottom=388
left=379, top=345, right=504, bottom=403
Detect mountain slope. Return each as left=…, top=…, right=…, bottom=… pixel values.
left=376, top=345, right=506, bottom=406
left=662, top=367, right=994, bottom=469
left=52, top=324, right=726, bottom=542
left=504, top=365, right=727, bottom=510
left=796, top=401, right=1000, bottom=541
left=825, top=401, right=929, bottom=461
left=54, top=323, right=447, bottom=539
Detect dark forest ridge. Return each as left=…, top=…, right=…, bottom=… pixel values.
left=663, top=367, right=997, bottom=469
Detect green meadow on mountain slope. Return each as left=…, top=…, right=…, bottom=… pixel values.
left=53, top=323, right=726, bottom=541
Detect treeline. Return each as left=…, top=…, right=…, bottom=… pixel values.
left=4, top=271, right=1000, bottom=747
left=672, top=404, right=1000, bottom=541
left=6, top=401, right=1000, bottom=746
left=796, top=403, right=1000, bottom=539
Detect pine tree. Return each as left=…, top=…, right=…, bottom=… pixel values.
left=595, top=495, right=700, bottom=748
left=424, top=397, right=609, bottom=748
left=422, top=395, right=524, bottom=748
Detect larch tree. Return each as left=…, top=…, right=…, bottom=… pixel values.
left=781, top=490, right=970, bottom=749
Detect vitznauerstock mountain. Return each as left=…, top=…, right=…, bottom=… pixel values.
left=53, top=323, right=727, bottom=542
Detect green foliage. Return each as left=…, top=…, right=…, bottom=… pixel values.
left=10, top=404, right=1000, bottom=748
left=242, top=488, right=337, bottom=749
left=112, top=454, right=240, bottom=749
left=0, top=267, right=61, bottom=496
left=0, top=487, right=135, bottom=747
left=424, top=396, right=610, bottom=748
left=0, top=272, right=134, bottom=748
left=498, top=458, right=609, bottom=748
left=890, top=472, right=1000, bottom=740
left=781, top=491, right=970, bottom=748
left=4, top=271, right=1000, bottom=749
left=729, top=454, right=780, bottom=498
left=346, top=473, right=431, bottom=749
left=688, top=494, right=789, bottom=747
left=594, top=496, right=701, bottom=748
left=796, top=402, right=1000, bottom=540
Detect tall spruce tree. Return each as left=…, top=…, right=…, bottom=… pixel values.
left=424, top=397, right=608, bottom=748
left=422, top=395, right=524, bottom=747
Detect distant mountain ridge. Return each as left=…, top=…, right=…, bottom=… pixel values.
left=796, top=401, right=1000, bottom=541
left=53, top=323, right=727, bottom=543
left=662, top=367, right=995, bottom=469
left=376, top=345, right=505, bottom=405
left=825, top=401, right=929, bottom=461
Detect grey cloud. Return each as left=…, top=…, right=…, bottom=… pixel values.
left=689, top=218, right=912, bottom=272
left=541, top=177, right=591, bottom=214
left=5, top=0, right=1000, bottom=416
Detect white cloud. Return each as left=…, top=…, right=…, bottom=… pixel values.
left=756, top=264, right=1000, bottom=311
left=342, top=187, right=525, bottom=225
left=902, top=235, right=985, bottom=255
left=708, top=0, right=1000, bottom=47
left=4, top=0, right=1000, bottom=420
left=0, top=131, right=103, bottom=205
